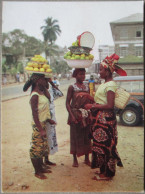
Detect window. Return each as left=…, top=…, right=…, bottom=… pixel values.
left=120, top=47, right=128, bottom=57
left=136, top=31, right=141, bottom=37
left=135, top=47, right=143, bottom=56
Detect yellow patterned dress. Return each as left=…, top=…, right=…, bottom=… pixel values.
left=29, top=92, right=51, bottom=159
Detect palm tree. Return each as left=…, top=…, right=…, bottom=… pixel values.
left=41, top=17, right=61, bottom=59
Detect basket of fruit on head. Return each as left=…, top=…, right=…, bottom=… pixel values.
left=25, top=55, right=53, bottom=77
left=64, top=51, right=94, bottom=68
left=64, top=31, right=95, bottom=68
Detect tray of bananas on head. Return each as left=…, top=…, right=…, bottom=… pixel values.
left=25, top=55, right=53, bottom=77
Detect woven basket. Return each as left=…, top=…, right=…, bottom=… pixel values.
left=115, top=88, right=131, bottom=109
left=68, top=46, right=92, bottom=55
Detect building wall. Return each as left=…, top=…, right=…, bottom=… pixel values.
left=119, top=63, right=144, bottom=76
left=98, top=45, right=115, bottom=61
left=111, top=23, right=143, bottom=58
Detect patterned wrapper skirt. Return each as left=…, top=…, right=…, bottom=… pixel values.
left=46, top=101, right=58, bottom=155
left=90, top=109, right=122, bottom=177
left=30, top=122, right=49, bottom=158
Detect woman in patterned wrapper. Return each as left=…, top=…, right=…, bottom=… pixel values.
left=66, top=68, right=94, bottom=167
left=85, top=53, right=127, bottom=180
left=23, top=73, right=56, bottom=180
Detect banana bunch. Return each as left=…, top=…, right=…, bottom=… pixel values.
left=25, top=55, right=52, bottom=73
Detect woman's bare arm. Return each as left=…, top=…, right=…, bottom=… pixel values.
left=66, top=85, right=78, bottom=123
left=85, top=90, right=115, bottom=110
left=30, top=95, right=46, bottom=137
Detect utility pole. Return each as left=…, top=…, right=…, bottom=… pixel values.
left=23, top=47, right=26, bottom=82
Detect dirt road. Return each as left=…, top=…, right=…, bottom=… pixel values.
left=1, top=83, right=144, bottom=193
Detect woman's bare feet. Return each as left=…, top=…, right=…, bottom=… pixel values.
left=35, top=172, right=47, bottom=179
left=84, top=154, right=91, bottom=166
left=92, top=174, right=112, bottom=181
left=84, top=159, right=91, bottom=166
left=72, top=161, right=79, bottom=167
left=94, top=168, right=100, bottom=174
left=72, top=154, right=78, bottom=167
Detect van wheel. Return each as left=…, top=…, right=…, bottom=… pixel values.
left=119, top=107, right=141, bottom=126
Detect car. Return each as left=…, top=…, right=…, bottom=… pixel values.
left=113, top=75, right=144, bottom=126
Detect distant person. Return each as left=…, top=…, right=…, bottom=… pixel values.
left=3, top=75, right=7, bottom=85
left=66, top=68, right=94, bottom=167
left=23, top=73, right=56, bottom=180
left=44, top=77, right=63, bottom=166
left=66, top=73, right=70, bottom=80
left=88, top=75, right=95, bottom=97
left=85, top=53, right=126, bottom=180
left=16, top=72, right=20, bottom=83
left=58, top=74, right=62, bottom=80
left=52, top=77, right=60, bottom=87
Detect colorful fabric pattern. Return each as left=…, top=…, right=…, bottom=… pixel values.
left=45, top=84, right=59, bottom=155
left=30, top=122, right=49, bottom=158
left=90, top=109, right=122, bottom=177
left=101, top=53, right=119, bottom=73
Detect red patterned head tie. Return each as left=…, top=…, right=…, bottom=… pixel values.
left=101, top=53, right=120, bottom=73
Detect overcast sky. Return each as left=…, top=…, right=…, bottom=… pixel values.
left=2, top=0, right=144, bottom=59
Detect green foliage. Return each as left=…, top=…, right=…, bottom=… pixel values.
left=2, top=29, right=45, bottom=75
left=41, top=17, right=61, bottom=44
left=2, top=58, right=8, bottom=73
left=2, top=58, right=6, bottom=65
left=41, top=17, right=61, bottom=60
left=24, top=36, right=44, bottom=57
left=2, top=64, right=7, bottom=74
left=45, top=44, right=60, bottom=58
left=119, top=55, right=143, bottom=63
left=17, top=62, right=24, bottom=74
left=52, top=59, right=71, bottom=74
left=2, top=29, right=44, bottom=59
left=10, top=67, right=17, bottom=76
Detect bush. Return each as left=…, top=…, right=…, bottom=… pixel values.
left=17, top=62, right=24, bottom=74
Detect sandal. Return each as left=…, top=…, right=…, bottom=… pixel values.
left=92, top=174, right=111, bottom=181
left=35, top=173, right=47, bottom=179
left=41, top=168, right=52, bottom=173
left=42, top=164, right=51, bottom=169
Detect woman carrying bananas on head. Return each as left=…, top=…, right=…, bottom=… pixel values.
left=85, top=53, right=127, bottom=181
left=23, top=73, right=56, bottom=180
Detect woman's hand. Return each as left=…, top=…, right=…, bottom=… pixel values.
left=47, top=119, right=56, bottom=125
left=71, top=115, right=78, bottom=124
left=84, top=104, right=93, bottom=110
left=40, top=130, right=46, bottom=138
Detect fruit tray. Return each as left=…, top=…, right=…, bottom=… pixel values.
left=68, top=46, right=92, bottom=55
left=65, top=59, right=93, bottom=68
left=25, top=70, right=53, bottom=77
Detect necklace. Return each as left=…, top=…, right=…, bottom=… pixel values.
left=76, top=82, right=85, bottom=89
